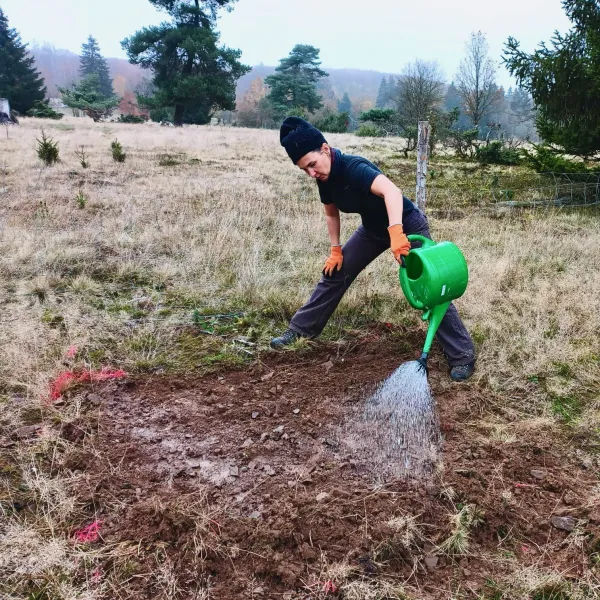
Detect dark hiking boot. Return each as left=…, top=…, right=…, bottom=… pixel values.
left=270, top=328, right=301, bottom=349
left=450, top=362, right=475, bottom=382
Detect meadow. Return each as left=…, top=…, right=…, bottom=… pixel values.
left=0, top=117, right=598, bottom=599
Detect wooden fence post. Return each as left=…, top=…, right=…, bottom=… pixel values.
left=416, top=121, right=430, bottom=211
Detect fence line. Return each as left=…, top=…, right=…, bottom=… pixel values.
left=427, top=171, right=600, bottom=212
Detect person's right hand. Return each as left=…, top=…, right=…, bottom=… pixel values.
left=323, top=245, right=343, bottom=276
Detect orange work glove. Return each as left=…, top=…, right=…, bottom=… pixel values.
left=323, top=245, right=343, bottom=276
left=388, top=223, right=411, bottom=262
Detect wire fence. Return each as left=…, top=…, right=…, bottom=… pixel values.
left=427, top=171, right=600, bottom=213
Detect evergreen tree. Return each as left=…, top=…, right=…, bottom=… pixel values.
left=504, top=0, right=600, bottom=156
left=375, top=76, right=389, bottom=108
left=0, top=8, right=46, bottom=114
left=264, top=44, right=328, bottom=117
left=338, top=91, right=352, bottom=113
left=509, top=87, right=535, bottom=125
left=122, top=0, right=249, bottom=127
left=80, top=36, right=113, bottom=98
left=59, top=74, right=120, bottom=121
left=443, top=82, right=471, bottom=130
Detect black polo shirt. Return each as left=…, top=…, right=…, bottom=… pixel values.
left=317, top=148, right=415, bottom=234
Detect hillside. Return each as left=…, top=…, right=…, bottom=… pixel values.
left=235, top=64, right=393, bottom=104
left=30, top=44, right=391, bottom=105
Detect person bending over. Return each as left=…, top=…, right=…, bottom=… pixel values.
left=271, top=117, right=475, bottom=381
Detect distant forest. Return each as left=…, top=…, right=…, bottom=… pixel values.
left=30, top=43, right=393, bottom=107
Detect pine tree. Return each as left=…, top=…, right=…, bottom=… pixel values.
left=264, top=45, right=328, bottom=117
left=375, top=76, right=389, bottom=108
left=80, top=36, right=114, bottom=98
left=59, top=74, right=120, bottom=122
left=504, top=0, right=600, bottom=156
left=0, top=8, right=46, bottom=114
left=122, top=0, right=249, bottom=127
left=338, top=91, right=352, bottom=113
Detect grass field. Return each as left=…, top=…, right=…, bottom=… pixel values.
left=1, top=117, right=599, bottom=599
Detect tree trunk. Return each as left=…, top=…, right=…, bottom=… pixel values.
left=174, top=104, right=185, bottom=127
left=173, top=0, right=199, bottom=128
left=416, top=121, right=430, bottom=211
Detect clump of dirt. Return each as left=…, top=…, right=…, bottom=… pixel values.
left=62, top=325, right=599, bottom=599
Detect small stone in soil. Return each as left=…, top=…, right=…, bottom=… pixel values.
left=293, top=408, right=300, bottom=414
left=263, top=465, right=276, bottom=476
left=251, top=411, right=259, bottom=419
left=581, top=456, right=594, bottom=469
left=240, top=438, right=253, bottom=448
left=229, top=466, right=239, bottom=477
left=550, top=515, right=576, bottom=531
left=87, top=393, right=103, bottom=406
left=424, top=556, right=439, bottom=570
left=12, top=425, right=42, bottom=440
left=316, top=492, right=329, bottom=502
left=249, top=510, right=261, bottom=519
left=530, top=469, right=546, bottom=480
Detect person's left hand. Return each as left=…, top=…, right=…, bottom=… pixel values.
left=388, top=224, right=411, bottom=262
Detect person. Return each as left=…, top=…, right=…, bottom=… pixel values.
left=271, top=117, right=475, bottom=381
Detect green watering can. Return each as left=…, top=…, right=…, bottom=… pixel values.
left=399, top=235, right=469, bottom=373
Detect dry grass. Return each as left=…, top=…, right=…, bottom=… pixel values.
left=1, top=117, right=600, bottom=597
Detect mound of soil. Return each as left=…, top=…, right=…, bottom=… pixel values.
left=68, top=325, right=599, bottom=599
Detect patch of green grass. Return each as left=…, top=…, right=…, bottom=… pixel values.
left=157, top=153, right=184, bottom=167
left=471, top=323, right=488, bottom=345
left=552, top=361, right=575, bottom=379
left=163, top=288, right=207, bottom=309
left=41, top=309, right=66, bottom=331
left=551, top=394, right=581, bottom=423
left=532, top=589, right=570, bottom=600
left=106, top=302, right=149, bottom=320
left=544, top=317, right=559, bottom=339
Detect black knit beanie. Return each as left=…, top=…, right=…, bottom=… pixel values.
left=279, top=117, right=327, bottom=164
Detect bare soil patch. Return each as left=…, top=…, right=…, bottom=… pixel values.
left=63, top=325, right=599, bottom=598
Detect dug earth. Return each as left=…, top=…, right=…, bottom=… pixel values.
left=59, top=327, right=599, bottom=598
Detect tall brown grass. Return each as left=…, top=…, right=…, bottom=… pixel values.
left=1, top=117, right=598, bottom=597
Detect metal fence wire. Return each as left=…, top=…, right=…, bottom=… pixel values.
left=426, top=171, right=600, bottom=211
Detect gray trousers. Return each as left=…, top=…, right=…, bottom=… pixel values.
left=289, top=209, right=475, bottom=366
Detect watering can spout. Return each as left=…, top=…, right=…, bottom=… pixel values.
left=399, top=235, right=469, bottom=366
left=416, top=352, right=429, bottom=375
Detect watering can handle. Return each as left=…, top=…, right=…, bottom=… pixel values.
left=398, top=235, right=436, bottom=311
left=399, top=236, right=434, bottom=269
left=407, top=234, right=436, bottom=248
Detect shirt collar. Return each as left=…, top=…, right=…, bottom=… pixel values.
left=329, top=147, right=341, bottom=180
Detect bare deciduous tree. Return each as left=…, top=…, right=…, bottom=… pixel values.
left=395, top=60, right=445, bottom=123
left=456, top=31, right=500, bottom=128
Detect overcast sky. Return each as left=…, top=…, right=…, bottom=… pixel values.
left=2, top=0, right=572, bottom=88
